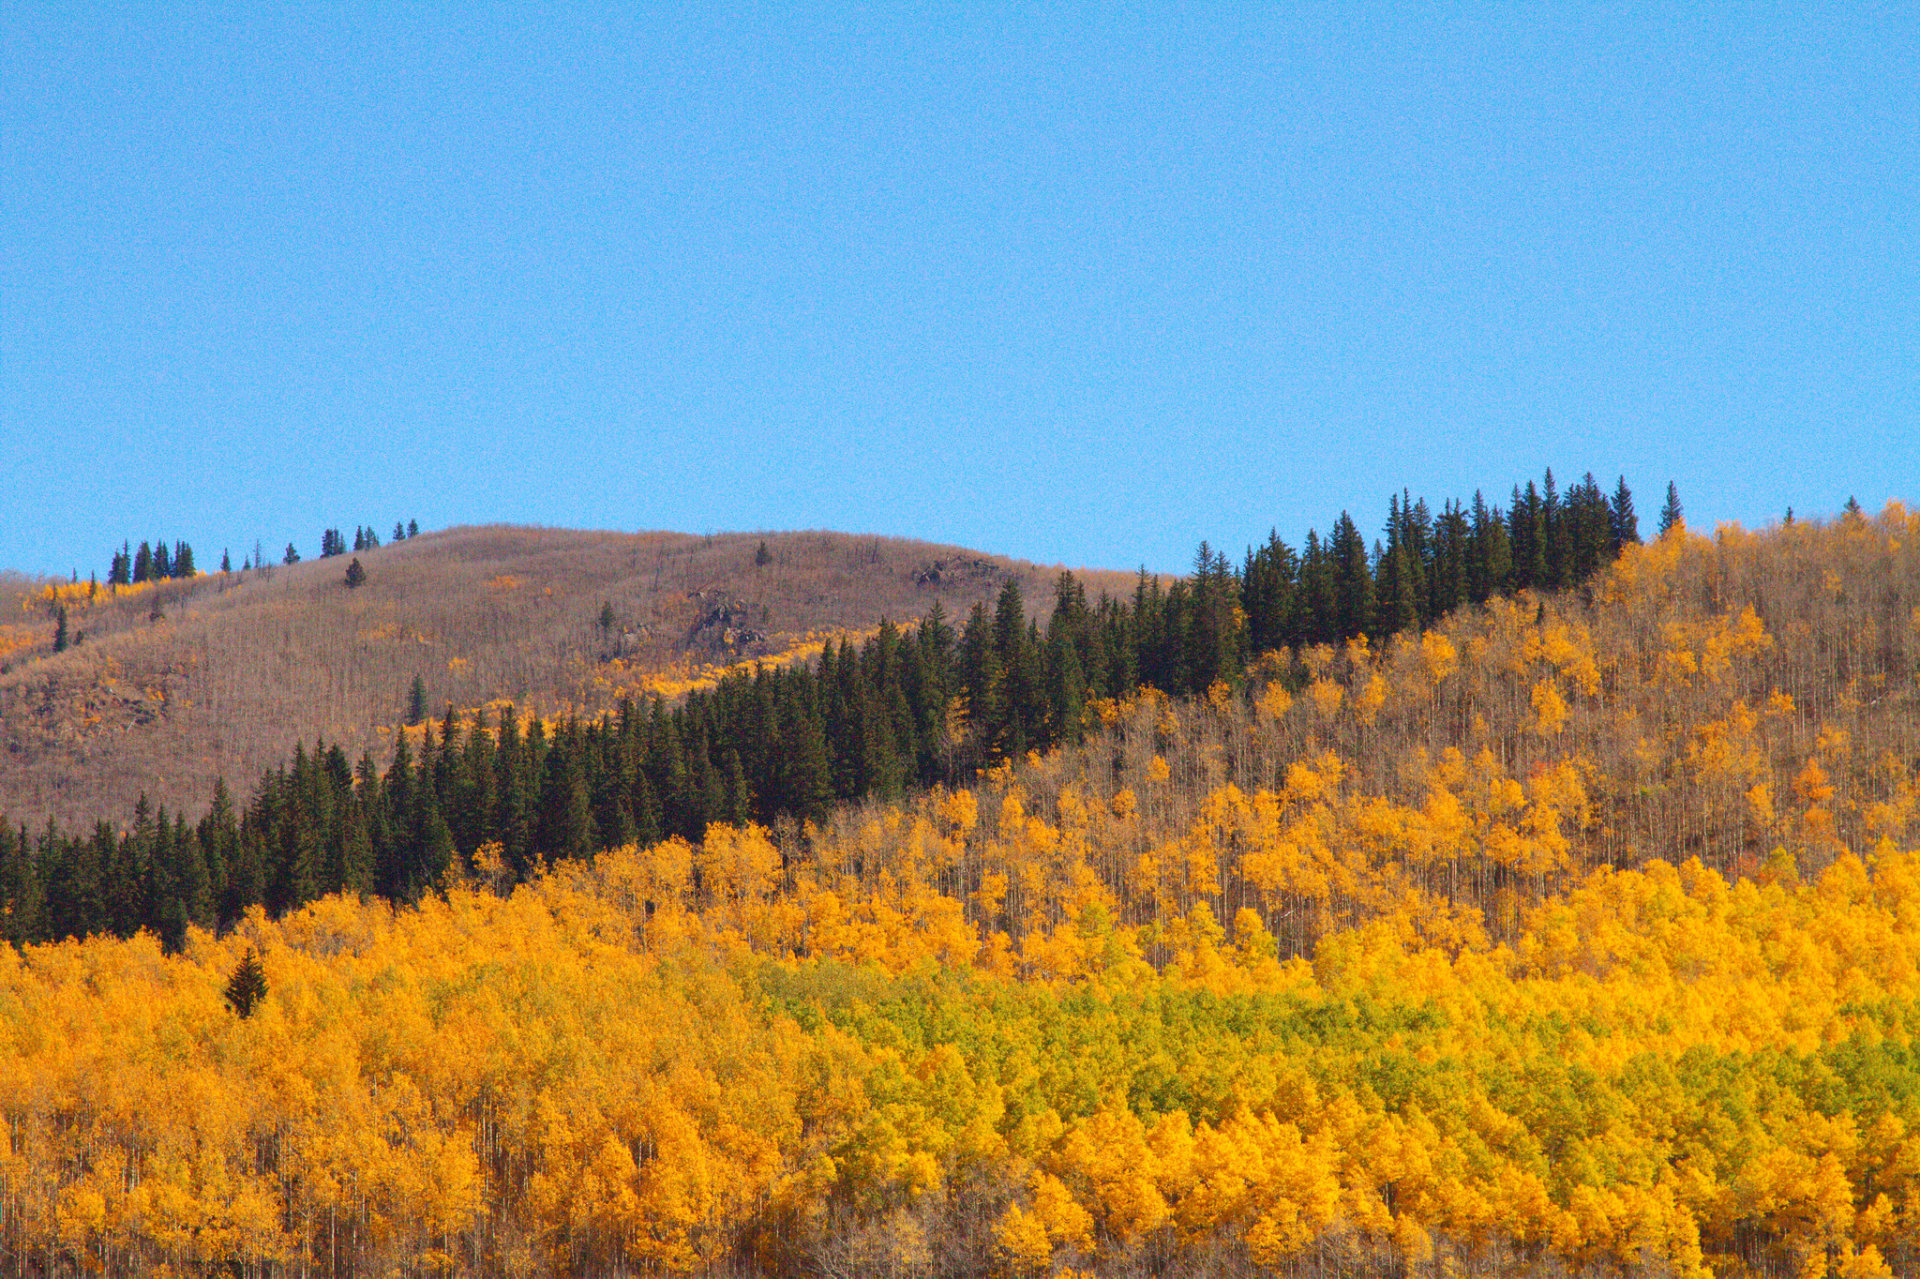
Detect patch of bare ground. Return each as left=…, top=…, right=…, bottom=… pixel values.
left=0, top=527, right=1144, bottom=830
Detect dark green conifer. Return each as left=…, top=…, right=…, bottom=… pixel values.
left=224, top=948, right=267, bottom=1018
left=1659, top=483, right=1684, bottom=537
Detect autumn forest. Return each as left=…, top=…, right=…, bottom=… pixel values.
left=2, top=487, right=1918, bottom=1279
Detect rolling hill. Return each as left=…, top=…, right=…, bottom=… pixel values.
left=0, top=526, right=1142, bottom=831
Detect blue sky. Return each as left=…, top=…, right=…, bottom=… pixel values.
left=4, top=5, right=1915, bottom=579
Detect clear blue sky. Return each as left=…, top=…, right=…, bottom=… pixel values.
left=4, top=6, right=1915, bottom=579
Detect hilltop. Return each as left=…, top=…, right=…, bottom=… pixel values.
left=0, top=526, right=1141, bottom=830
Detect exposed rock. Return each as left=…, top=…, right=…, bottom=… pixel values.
left=911, top=557, right=1005, bottom=589
left=682, top=591, right=770, bottom=659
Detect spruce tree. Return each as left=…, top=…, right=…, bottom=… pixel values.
left=345, top=558, right=367, bottom=589
left=407, top=675, right=428, bottom=725
left=1658, top=483, right=1684, bottom=537
left=1609, top=477, right=1639, bottom=549
left=224, top=948, right=267, bottom=1018
left=53, top=607, right=69, bottom=654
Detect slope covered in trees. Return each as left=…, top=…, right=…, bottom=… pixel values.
left=1, top=504, right=1916, bottom=1276
left=1, top=472, right=1640, bottom=947
left=0, top=527, right=1136, bottom=832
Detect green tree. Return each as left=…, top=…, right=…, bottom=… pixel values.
left=345, top=557, right=367, bottom=589
left=53, top=606, right=69, bottom=653
left=224, top=948, right=267, bottom=1018
left=1659, top=482, right=1684, bottom=537
left=407, top=675, right=428, bottom=725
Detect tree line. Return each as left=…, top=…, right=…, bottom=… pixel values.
left=2, top=470, right=1644, bottom=947
left=105, top=538, right=197, bottom=585
left=319, top=519, right=419, bottom=558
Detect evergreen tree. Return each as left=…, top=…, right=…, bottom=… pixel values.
left=224, top=948, right=268, bottom=1017
left=284, top=543, right=300, bottom=565
left=408, top=519, right=419, bottom=537
left=345, top=558, right=367, bottom=589
left=134, top=541, right=153, bottom=583
left=1329, top=513, right=1373, bottom=642
left=755, top=540, right=773, bottom=567
left=53, top=607, right=69, bottom=654
left=407, top=675, right=428, bottom=725
left=535, top=735, right=594, bottom=862
left=1659, top=482, right=1684, bottom=537
left=221, top=549, right=232, bottom=573
left=1610, top=477, right=1639, bottom=549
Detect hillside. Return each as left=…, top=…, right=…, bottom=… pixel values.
left=0, top=526, right=1140, bottom=831
left=2, top=506, right=1917, bottom=1277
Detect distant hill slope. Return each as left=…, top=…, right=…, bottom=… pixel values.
left=0, top=526, right=1142, bottom=830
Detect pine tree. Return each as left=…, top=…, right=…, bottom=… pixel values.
left=1609, top=477, right=1639, bottom=549
left=224, top=948, right=267, bottom=1018
left=407, top=519, right=419, bottom=537
left=1329, top=513, right=1373, bottom=642
left=345, top=558, right=367, bottom=589
left=53, top=607, right=69, bottom=654
left=755, top=539, right=773, bottom=567
left=1658, top=482, right=1684, bottom=537
left=221, top=549, right=232, bottom=573
left=393, top=521, right=406, bottom=543
left=284, top=543, right=300, bottom=565
left=407, top=675, right=428, bottom=725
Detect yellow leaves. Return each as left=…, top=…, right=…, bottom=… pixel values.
left=1796, top=760, right=1835, bottom=805
left=1419, top=630, right=1459, bottom=684
left=1257, top=680, right=1293, bottom=720
left=1146, top=754, right=1171, bottom=784
left=994, top=1204, right=1053, bottom=1272
left=1306, top=676, right=1344, bottom=719
left=1353, top=673, right=1389, bottom=724
left=1530, top=679, right=1570, bottom=734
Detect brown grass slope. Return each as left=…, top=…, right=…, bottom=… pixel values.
left=0, top=527, right=1141, bottom=831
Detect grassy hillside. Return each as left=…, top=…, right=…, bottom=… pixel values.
left=2, top=507, right=1917, bottom=1277
left=0, top=526, right=1140, bottom=831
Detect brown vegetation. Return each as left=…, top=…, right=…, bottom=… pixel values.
left=0, top=527, right=1140, bottom=831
